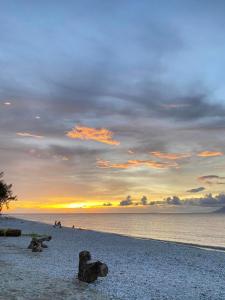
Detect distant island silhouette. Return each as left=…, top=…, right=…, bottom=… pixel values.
left=213, top=206, right=225, bottom=213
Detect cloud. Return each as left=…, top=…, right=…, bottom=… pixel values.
left=197, top=151, right=223, bottom=157
left=102, top=202, right=112, bottom=206
left=3, top=102, right=11, bottom=105
left=116, top=193, right=225, bottom=208
left=161, top=103, right=190, bottom=109
left=66, top=126, right=120, bottom=145
left=2, top=0, right=225, bottom=208
left=16, top=132, right=44, bottom=139
left=198, top=175, right=225, bottom=185
left=150, top=93, right=225, bottom=122
left=165, top=196, right=182, bottom=205
left=150, top=151, right=190, bottom=160
left=97, top=159, right=178, bottom=170
left=140, top=195, right=148, bottom=205
left=186, top=187, right=205, bottom=193
left=199, top=175, right=222, bottom=180
left=184, top=194, right=225, bottom=207
left=120, top=195, right=133, bottom=206
left=149, top=193, right=225, bottom=207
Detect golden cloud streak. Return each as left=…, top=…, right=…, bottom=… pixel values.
left=150, top=151, right=190, bottom=160
left=66, top=126, right=120, bottom=145
left=16, top=132, right=44, bottom=139
left=197, top=151, right=223, bottom=157
left=97, top=159, right=178, bottom=169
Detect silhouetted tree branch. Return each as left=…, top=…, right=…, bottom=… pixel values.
left=0, top=172, right=17, bottom=213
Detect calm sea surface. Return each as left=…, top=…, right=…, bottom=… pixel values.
left=13, top=213, right=225, bottom=248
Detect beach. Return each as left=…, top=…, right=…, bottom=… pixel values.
left=1, top=217, right=225, bottom=300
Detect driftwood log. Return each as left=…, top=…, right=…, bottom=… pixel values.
left=0, top=229, right=21, bottom=237
left=28, top=236, right=52, bottom=252
left=78, top=250, right=108, bottom=283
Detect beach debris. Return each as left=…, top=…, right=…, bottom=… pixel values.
left=0, top=228, right=21, bottom=237
left=28, top=235, right=52, bottom=252
left=78, top=250, right=108, bottom=283
left=53, top=220, right=62, bottom=228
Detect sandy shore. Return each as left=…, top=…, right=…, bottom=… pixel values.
left=1, top=217, right=225, bottom=300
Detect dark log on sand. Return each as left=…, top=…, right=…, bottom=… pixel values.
left=78, top=250, right=108, bottom=283
left=0, top=229, right=21, bottom=237
left=28, top=236, right=52, bottom=252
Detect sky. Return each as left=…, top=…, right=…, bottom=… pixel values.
left=1, top=0, right=225, bottom=213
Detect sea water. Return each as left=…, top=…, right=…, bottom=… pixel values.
left=13, top=213, right=225, bottom=248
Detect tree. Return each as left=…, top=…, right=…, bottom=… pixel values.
left=0, top=172, right=17, bottom=213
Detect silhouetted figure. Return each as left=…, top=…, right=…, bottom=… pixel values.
left=53, top=221, right=62, bottom=228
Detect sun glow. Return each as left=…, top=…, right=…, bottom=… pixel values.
left=40, top=202, right=86, bottom=209
left=66, top=202, right=86, bottom=209
left=41, top=200, right=106, bottom=210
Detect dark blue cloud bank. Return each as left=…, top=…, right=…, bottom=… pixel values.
left=118, top=194, right=225, bottom=207
left=163, top=194, right=225, bottom=207
left=186, top=187, right=205, bottom=193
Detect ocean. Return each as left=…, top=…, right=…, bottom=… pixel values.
left=13, top=213, right=225, bottom=248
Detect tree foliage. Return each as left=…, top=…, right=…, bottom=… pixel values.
left=0, top=172, right=17, bottom=212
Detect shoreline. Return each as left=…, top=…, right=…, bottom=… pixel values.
left=10, top=214, right=225, bottom=252
left=1, top=216, right=225, bottom=299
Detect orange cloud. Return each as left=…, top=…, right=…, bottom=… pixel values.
left=97, top=159, right=178, bottom=169
left=150, top=151, right=190, bottom=160
left=16, top=132, right=44, bottom=139
left=197, top=151, right=223, bottom=157
left=66, top=126, right=120, bottom=145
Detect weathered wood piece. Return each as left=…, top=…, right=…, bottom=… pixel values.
left=78, top=250, right=108, bottom=283
left=0, top=228, right=21, bottom=236
left=28, top=235, right=52, bottom=252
